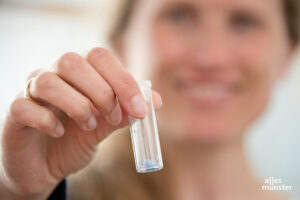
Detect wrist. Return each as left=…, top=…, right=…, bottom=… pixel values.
left=0, top=172, right=54, bottom=200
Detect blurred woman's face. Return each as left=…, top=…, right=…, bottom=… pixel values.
left=121, top=0, right=292, bottom=143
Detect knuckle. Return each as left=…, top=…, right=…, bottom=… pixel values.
left=34, top=72, right=56, bottom=93
left=56, top=52, right=84, bottom=74
left=10, top=98, right=26, bottom=117
left=101, top=86, right=115, bottom=102
left=69, top=100, right=91, bottom=122
left=36, top=112, right=54, bottom=131
left=118, top=72, right=135, bottom=88
left=87, top=47, right=112, bottom=60
left=96, top=86, right=115, bottom=112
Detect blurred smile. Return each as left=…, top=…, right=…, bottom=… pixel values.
left=174, top=77, right=241, bottom=109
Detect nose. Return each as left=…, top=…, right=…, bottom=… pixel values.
left=189, top=26, right=233, bottom=71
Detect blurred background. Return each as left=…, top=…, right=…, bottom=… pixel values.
left=0, top=0, right=299, bottom=196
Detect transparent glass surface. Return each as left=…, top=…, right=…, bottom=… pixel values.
left=129, top=80, right=163, bottom=173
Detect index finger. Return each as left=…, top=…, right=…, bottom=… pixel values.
left=86, top=48, right=148, bottom=118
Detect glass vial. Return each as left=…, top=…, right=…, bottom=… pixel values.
left=129, top=80, right=163, bottom=173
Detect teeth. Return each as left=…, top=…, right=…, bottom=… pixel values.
left=188, top=84, right=227, bottom=99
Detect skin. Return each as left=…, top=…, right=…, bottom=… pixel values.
left=118, top=0, right=294, bottom=199
left=122, top=0, right=292, bottom=144
left=0, top=0, right=295, bottom=199
left=0, top=49, right=162, bottom=199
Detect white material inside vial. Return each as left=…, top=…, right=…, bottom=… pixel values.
left=129, top=80, right=163, bottom=173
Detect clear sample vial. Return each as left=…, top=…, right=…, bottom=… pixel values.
left=129, top=80, right=163, bottom=173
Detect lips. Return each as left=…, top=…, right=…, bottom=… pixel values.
left=175, top=78, right=239, bottom=108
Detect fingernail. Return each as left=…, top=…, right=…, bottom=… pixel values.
left=86, top=116, right=97, bottom=130
left=55, top=122, right=65, bottom=137
left=109, top=104, right=122, bottom=125
left=130, top=95, right=148, bottom=117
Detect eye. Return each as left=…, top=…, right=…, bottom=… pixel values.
left=231, top=13, right=260, bottom=31
left=164, top=6, right=196, bottom=25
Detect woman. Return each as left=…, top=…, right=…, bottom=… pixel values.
left=0, top=0, right=299, bottom=199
